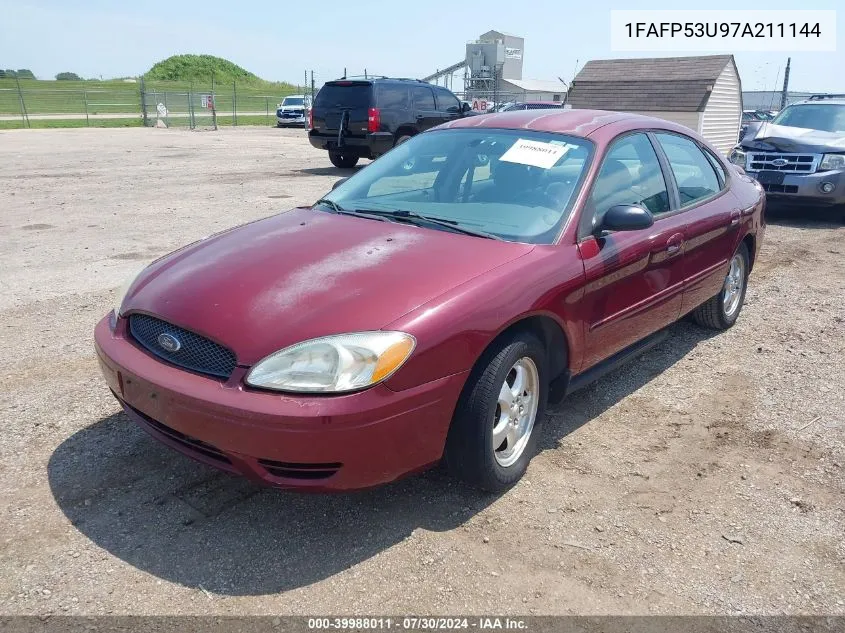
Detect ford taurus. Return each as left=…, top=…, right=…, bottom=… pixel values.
left=95, top=109, right=765, bottom=492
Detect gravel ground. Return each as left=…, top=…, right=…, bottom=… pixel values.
left=0, top=127, right=843, bottom=617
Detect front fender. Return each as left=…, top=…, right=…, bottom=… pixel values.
left=383, top=246, right=586, bottom=391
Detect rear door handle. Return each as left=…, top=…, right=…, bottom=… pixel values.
left=730, top=208, right=741, bottom=226
left=415, top=115, right=424, bottom=120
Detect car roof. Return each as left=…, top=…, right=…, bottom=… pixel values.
left=794, top=98, right=845, bottom=105
left=438, top=109, right=700, bottom=140
left=326, top=78, right=436, bottom=86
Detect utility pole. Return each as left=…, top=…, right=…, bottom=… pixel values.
left=780, top=57, right=791, bottom=111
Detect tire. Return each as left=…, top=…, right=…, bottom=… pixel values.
left=692, top=242, right=750, bottom=330
left=328, top=152, right=359, bottom=169
left=445, top=332, right=547, bottom=492
left=395, top=134, right=413, bottom=146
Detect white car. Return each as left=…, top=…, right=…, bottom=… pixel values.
left=276, top=94, right=311, bottom=127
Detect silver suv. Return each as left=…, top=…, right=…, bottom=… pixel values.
left=729, top=94, right=845, bottom=220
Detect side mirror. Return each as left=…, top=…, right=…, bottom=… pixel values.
left=595, top=204, right=653, bottom=235
left=461, top=102, right=471, bottom=113
left=331, top=177, right=348, bottom=190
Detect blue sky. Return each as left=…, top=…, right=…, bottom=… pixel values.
left=1, top=0, right=842, bottom=92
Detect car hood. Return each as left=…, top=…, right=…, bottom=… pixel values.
left=740, top=122, right=845, bottom=153
left=123, top=208, right=534, bottom=365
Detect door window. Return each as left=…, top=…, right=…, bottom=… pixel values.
left=411, top=86, right=435, bottom=110
left=434, top=87, right=460, bottom=112
left=654, top=133, right=721, bottom=206
left=582, top=133, right=669, bottom=236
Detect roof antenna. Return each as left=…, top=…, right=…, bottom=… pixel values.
left=343, top=67, right=347, bottom=79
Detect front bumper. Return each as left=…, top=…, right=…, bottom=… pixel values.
left=748, top=169, right=845, bottom=207
left=94, top=315, right=466, bottom=491
left=277, top=114, right=306, bottom=125
left=307, top=131, right=394, bottom=159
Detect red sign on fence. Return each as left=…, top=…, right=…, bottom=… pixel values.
left=201, top=95, right=214, bottom=109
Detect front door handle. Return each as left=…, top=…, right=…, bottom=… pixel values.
left=665, top=232, right=684, bottom=258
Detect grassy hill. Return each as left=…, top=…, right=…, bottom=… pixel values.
left=145, top=54, right=289, bottom=88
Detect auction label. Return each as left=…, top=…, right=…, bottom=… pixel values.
left=500, top=139, right=569, bottom=169
left=610, top=10, right=836, bottom=51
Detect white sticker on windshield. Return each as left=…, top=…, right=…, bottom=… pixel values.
left=499, top=138, right=569, bottom=169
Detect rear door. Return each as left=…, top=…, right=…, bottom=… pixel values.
left=410, top=85, right=441, bottom=131
left=433, top=86, right=463, bottom=123
left=651, top=132, right=737, bottom=315
left=311, top=81, right=374, bottom=140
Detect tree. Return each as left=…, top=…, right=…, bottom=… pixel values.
left=16, top=69, right=35, bottom=79
left=55, top=72, right=82, bottom=81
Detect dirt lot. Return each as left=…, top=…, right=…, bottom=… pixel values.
left=0, top=127, right=843, bottom=617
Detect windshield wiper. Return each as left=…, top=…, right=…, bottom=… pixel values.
left=314, top=198, right=346, bottom=213
left=349, top=208, right=503, bottom=240
left=314, top=199, right=396, bottom=224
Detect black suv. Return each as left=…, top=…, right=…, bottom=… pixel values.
left=308, top=78, right=473, bottom=168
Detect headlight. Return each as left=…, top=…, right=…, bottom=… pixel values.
left=728, top=147, right=746, bottom=167
left=112, top=265, right=147, bottom=319
left=819, top=154, right=845, bottom=171
left=246, top=331, right=415, bottom=393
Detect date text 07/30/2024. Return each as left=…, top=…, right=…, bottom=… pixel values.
left=307, top=618, right=528, bottom=630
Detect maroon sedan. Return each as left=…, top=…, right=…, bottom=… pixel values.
left=95, top=110, right=765, bottom=492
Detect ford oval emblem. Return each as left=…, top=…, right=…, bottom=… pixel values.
left=771, top=158, right=788, bottom=167
left=157, top=332, right=182, bottom=353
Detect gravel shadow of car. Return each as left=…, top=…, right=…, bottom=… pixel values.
left=297, top=165, right=368, bottom=177
left=48, top=322, right=715, bottom=596
left=764, top=203, right=844, bottom=227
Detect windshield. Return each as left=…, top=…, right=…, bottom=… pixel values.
left=282, top=97, right=304, bottom=106
left=771, top=104, right=845, bottom=134
left=319, top=128, right=593, bottom=244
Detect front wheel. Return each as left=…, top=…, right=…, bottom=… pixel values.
left=328, top=152, right=359, bottom=169
left=445, top=332, right=547, bottom=492
left=692, top=242, right=750, bottom=330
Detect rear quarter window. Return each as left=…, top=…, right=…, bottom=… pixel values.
left=376, top=84, right=410, bottom=109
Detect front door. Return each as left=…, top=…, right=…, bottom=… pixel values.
left=576, top=132, right=686, bottom=371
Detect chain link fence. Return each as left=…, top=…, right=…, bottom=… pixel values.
left=1, top=77, right=566, bottom=130
left=0, top=77, right=314, bottom=129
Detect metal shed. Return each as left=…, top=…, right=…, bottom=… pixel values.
left=498, top=79, right=567, bottom=102
left=567, top=55, right=742, bottom=155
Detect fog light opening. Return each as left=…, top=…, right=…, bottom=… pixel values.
left=820, top=182, right=836, bottom=194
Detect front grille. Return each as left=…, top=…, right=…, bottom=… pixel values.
left=258, top=458, right=342, bottom=480
left=129, top=314, right=236, bottom=379
left=762, top=183, right=799, bottom=194
left=748, top=152, right=821, bottom=173
left=127, top=403, right=232, bottom=465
